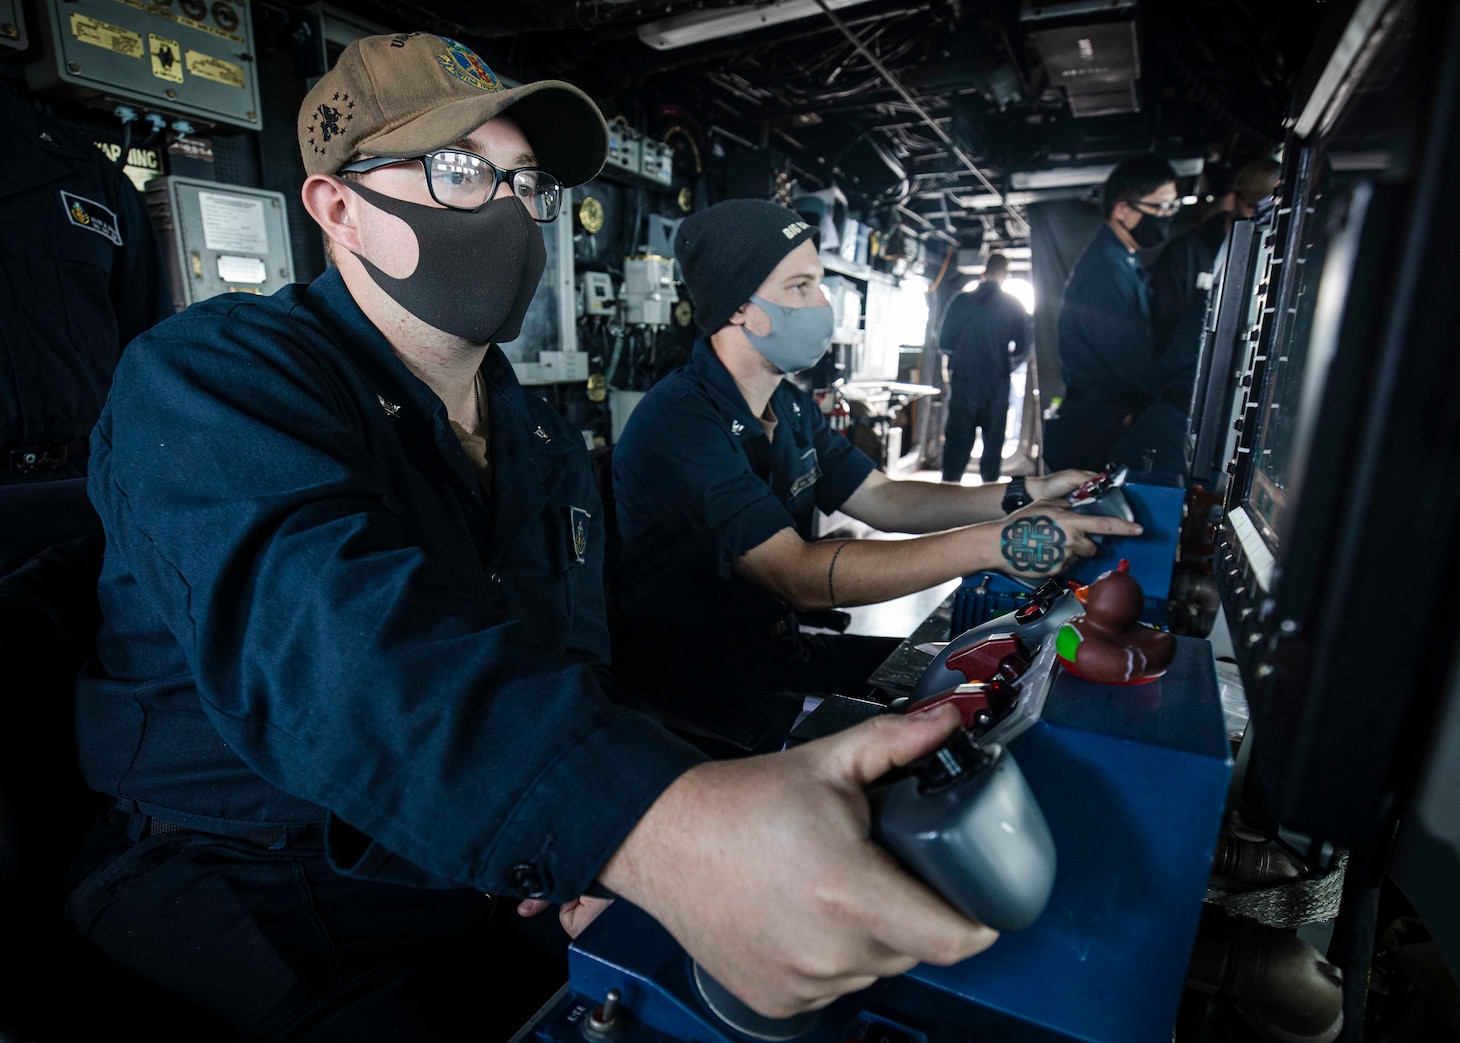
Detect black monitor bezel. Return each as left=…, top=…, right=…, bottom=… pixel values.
left=1213, top=0, right=1459, bottom=855
left=1185, top=216, right=1264, bottom=488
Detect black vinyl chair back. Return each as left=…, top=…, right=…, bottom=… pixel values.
left=0, top=479, right=138, bottom=1038
left=0, top=478, right=105, bottom=889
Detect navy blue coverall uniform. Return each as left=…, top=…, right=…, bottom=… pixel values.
left=938, top=280, right=1031, bottom=483
left=611, top=338, right=897, bottom=739
left=0, top=79, right=170, bottom=484
left=1045, top=225, right=1195, bottom=471
left=1149, top=211, right=1229, bottom=356
left=67, top=269, right=705, bottom=1040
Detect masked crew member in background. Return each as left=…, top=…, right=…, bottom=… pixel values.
left=1109, top=155, right=1285, bottom=475
left=1149, top=155, right=1281, bottom=358
left=63, top=33, right=1012, bottom=1041
left=612, top=199, right=1140, bottom=743
left=1044, top=154, right=1193, bottom=472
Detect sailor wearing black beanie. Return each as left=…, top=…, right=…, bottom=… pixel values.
left=613, top=198, right=1126, bottom=740
left=674, top=198, right=820, bottom=335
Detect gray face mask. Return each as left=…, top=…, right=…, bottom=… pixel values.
left=742, top=294, right=835, bottom=374
left=345, top=182, right=546, bottom=345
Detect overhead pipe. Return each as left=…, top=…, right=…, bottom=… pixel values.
left=864, top=135, right=908, bottom=184
left=896, top=204, right=959, bottom=246
left=811, top=0, right=1028, bottom=238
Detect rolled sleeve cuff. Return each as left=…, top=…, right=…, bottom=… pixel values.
left=714, top=494, right=798, bottom=579
left=816, top=447, right=875, bottom=513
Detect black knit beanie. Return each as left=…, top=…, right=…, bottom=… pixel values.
left=674, top=199, right=821, bottom=334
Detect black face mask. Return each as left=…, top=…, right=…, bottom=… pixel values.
left=1131, top=212, right=1173, bottom=249
left=346, top=182, right=546, bottom=344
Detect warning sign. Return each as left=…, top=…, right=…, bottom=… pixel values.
left=186, top=49, right=244, bottom=89
left=70, top=13, right=143, bottom=59
left=198, top=191, right=269, bottom=254
left=150, top=34, right=182, bottom=83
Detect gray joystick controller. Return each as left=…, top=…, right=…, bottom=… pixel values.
left=868, top=734, right=1056, bottom=932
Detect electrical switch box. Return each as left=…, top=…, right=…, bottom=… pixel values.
left=641, top=139, right=674, bottom=186
left=622, top=256, right=677, bottom=327
left=607, top=122, right=641, bottom=175
left=146, top=176, right=294, bottom=311
left=26, top=0, right=263, bottom=130
left=578, top=271, right=617, bottom=316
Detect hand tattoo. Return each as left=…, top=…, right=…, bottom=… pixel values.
left=1001, top=515, right=1068, bottom=573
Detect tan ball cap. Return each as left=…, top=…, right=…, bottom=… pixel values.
left=298, top=32, right=608, bottom=187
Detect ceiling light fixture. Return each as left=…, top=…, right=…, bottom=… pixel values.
left=637, top=0, right=879, bottom=51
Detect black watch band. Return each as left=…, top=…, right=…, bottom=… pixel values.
left=1002, top=476, right=1033, bottom=514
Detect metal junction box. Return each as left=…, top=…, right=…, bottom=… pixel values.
left=26, top=0, right=262, bottom=130
left=622, top=255, right=677, bottom=327
left=146, top=176, right=294, bottom=311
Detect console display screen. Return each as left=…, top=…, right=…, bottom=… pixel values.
left=1245, top=182, right=1357, bottom=546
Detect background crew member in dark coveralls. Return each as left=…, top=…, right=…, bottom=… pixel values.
left=1043, top=155, right=1192, bottom=472
left=938, top=252, right=1031, bottom=484
left=612, top=200, right=1138, bottom=738
left=1148, top=156, right=1281, bottom=359
left=63, top=34, right=1003, bottom=1041
left=0, top=78, right=170, bottom=487
left=1113, top=156, right=1283, bottom=474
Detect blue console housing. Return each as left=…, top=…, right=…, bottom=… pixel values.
left=519, top=635, right=1231, bottom=1043
left=1064, top=469, right=1185, bottom=602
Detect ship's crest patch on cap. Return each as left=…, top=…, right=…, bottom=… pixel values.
left=437, top=38, right=501, bottom=91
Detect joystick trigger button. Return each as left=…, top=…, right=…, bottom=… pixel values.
left=906, top=687, right=991, bottom=731
left=1015, top=602, right=1045, bottom=624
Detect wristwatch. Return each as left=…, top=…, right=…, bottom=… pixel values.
left=1001, top=476, right=1033, bottom=514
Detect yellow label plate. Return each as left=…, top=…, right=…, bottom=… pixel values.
left=149, top=34, right=183, bottom=82
left=186, top=49, right=244, bottom=89
left=70, top=12, right=143, bottom=59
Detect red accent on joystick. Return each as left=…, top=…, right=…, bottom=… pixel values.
left=944, top=635, right=1029, bottom=685
left=906, top=680, right=1016, bottom=730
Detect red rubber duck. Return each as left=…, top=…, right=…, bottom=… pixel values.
left=1054, top=560, right=1176, bottom=685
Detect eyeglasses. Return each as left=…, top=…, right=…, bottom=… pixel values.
left=339, top=149, right=563, bottom=222
left=1132, top=198, right=1182, bottom=218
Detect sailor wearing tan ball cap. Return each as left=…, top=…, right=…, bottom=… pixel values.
left=65, top=30, right=1001, bottom=1042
